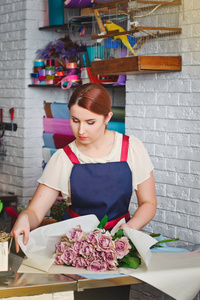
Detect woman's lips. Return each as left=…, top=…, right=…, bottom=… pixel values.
left=79, top=136, right=88, bottom=140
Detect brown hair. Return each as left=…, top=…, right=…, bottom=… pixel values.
left=68, top=83, right=111, bottom=117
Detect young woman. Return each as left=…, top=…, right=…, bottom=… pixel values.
left=11, top=83, right=157, bottom=252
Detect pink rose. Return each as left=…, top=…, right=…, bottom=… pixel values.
left=96, top=231, right=114, bottom=251
left=79, top=240, right=95, bottom=257
left=73, top=241, right=82, bottom=253
left=66, top=225, right=85, bottom=242
left=87, top=259, right=107, bottom=272
left=53, top=253, right=64, bottom=265
left=93, top=250, right=102, bottom=260
left=101, top=250, right=117, bottom=262
left=85, top=256, right=95, bottom=266
left=72, top=256, right=87, bottom=269
left=107, top=260, right=118, bottom=270
left=114, top=236, right=131, bottom=259
left=56, top=241, right=69, bottom=254
left=86, top=230, right=100, bottom=244
left=61, top=248, right=77, bottom=265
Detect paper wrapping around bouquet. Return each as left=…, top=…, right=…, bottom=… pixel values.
left=17, top=215, right=200, bottom=300
left=18, top=216, right=156, bottom=273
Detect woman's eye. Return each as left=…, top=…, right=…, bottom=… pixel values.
left=72, top=119, right=79, bottom=123
left=87, top=121, right=95, bottom=125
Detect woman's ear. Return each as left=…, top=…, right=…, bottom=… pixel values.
left=105, top=112, right=113, bottom=124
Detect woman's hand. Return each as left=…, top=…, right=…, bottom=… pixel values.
left=11, top=212, right=30, bottom=253
left=119, top=223, right=133, bottom=229
left=11, top=184, right=60, bottom=253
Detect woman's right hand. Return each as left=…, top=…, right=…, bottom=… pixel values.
left=11, top=212, right=30, bottom=253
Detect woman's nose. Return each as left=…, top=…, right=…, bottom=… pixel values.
left=78, top=122, right=85, bottom=134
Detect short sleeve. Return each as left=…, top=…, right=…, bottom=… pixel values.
left=38, top=149, right=73, bottom=199
left=127, top=136, right=154, bottom=190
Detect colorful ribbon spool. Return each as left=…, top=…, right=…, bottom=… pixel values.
left=34, top=60, right=45, bottom=67
left=46, top=59, right=55, bottom=67
left=45, top=70, right=55, bottom=76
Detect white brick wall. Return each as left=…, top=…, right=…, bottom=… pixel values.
left=0, top=0, right=70, bottom=205
left=126, top=1, right=200, bottom=249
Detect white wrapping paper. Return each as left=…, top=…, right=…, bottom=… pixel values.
left=17, top=215, right=200, bottom=300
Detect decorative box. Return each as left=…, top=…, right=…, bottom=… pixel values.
left=0, top=241, right=8, bottom=271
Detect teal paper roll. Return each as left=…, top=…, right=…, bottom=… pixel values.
left=48, top=0, right=64, bottom=26
left=107, top=122, right=125, bottom=134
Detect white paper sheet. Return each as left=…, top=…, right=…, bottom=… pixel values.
left=18, top=215, right=156, bottom=273
left=17, top=215, right=200, bottom=300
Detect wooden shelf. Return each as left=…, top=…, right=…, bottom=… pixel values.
left=91, top=56, right=182, bottom=75
left=28, top=84, right=125, bottom=88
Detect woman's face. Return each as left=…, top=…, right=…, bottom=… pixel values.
left=70, top=104, right=112, bottom=145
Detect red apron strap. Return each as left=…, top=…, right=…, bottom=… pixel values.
left=120, top=135, right=129, bottom=162
left=64, top=145, right=81, bottom=164
left=67, top=206, right=130, bottom=230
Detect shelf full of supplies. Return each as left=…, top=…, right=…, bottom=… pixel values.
left=91, top=55, right=182, bottom=76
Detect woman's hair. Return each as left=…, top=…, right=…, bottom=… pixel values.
left=68, top=83, right=111, bottom=117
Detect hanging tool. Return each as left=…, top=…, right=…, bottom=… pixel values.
left=0, top=108, right=3, bottom=146
left=9, top=107, right=14, bottom=131
left=0, top=109, right=6, bottom=159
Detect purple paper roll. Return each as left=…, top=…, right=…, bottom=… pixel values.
left=64, top=0, right=92, bottom=8
left=43, top=118, right=74, bottom=136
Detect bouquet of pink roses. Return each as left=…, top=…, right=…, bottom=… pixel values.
left=53, top=216, right=141, bottom=271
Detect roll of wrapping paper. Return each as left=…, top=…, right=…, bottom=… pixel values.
left=43, top=118, right=74, bottom=136
left=111, top=107, right=125, bottom=122
left=44, top=102, right=53, bottom=118
left=42, top=132, right=56, bottom=148
left=53, top=134, right=75, bottom=148
left=51, top=102, right=70, bottom=119
left=107, top=122, right=125, bottom=134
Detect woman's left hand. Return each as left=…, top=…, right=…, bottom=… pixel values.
left=119, top=223, right=133, bottom=229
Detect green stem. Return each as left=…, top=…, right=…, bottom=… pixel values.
left=156, top=238, right=179, bottom=244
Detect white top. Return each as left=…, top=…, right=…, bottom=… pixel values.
left=38, top=132, right=154, bottom=199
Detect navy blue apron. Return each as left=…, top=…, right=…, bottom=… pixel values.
left=63, top=135, right=132, bottom=229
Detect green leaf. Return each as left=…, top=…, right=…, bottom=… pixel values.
left=0, top=200, right=3, bottom=213
left=97, top=215, right=108, bottom=229
left=150, top=233, right=161, bottom=238
left=120, top=255, right=141, bottom=269
left=112, top=229, right=124, bottom=240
